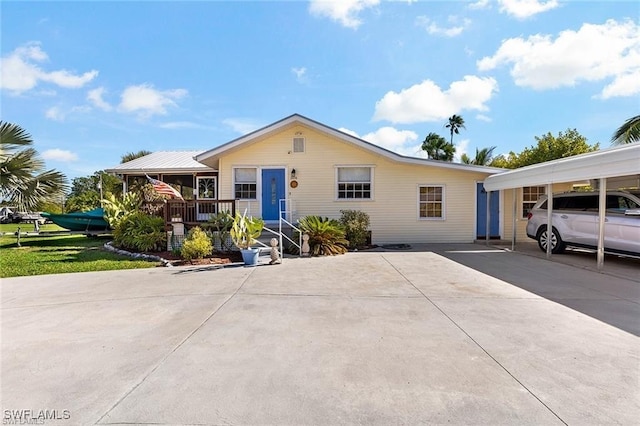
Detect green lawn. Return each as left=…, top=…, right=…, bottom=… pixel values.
left=0, top=225, right=159, bottom=277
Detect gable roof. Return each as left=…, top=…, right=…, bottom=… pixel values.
left=196, top=113, right=504, bottom=174
left=105, top=151, right=214, bottom=174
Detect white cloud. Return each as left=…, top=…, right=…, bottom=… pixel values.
left=87, top=87, right=112, bottom=111
left=362, top=127, right=419, bottom=152
left=340, top=126, right=424, bottom=157
left=39, top=69, right=98, bottom=88
left=222, top=118, right=263, bottom=134
left=118, top=84, right=187, bottom=118
left=498, top=0, right=559, bottom=19
left=309, top=0, right=379, bottom=29
left=159, top=121, right=206, bottom=129
left=477, top=19, right=640, bottom=98
left=373, top=75, right=498, bottom=124
left=476, top=113, right=492, bottom=122
left=45, top=106, right=65, bottom=121
left=42, top=148, right=79, bottom=162
left=338, top=127, right=360, bottom=137
left=416, top=15, right=471, bottom=37
left=599, top=69, right=640, bottom=100
left=468, top=0, right=490, bottom=10
left=45, top=104, right=91, bottom=121
left=454, top=139, right=470, bottom=162
left=291, top=67, right=308, bottom=83
left=0, top=42, right=98, bottom=94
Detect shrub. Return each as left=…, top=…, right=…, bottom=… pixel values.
left=113, top=212, right=166, bottom=252
left=202, top=212, right=234, bottom=252
left=297, top=216, right=348, bottom=256
left=181, top=227, right=213, bottom=260
left=340, top=210, right=370, bottom=249
left=230, top=210, right=264, bottom=250
left=102, top=192, right=142, bottom=228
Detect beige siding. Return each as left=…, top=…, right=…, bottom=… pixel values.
left=218, top=125, right=494, bottom=244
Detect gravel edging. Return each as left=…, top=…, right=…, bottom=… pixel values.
left=104, top=241, right=173, bottom=267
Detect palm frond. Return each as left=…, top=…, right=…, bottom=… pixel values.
left=0, top=121, right=33, bottom=153
left=0, top=121, right=68, bottom=211
left=4, top=169, right=68, bottom=211
left=611, top=115, right=640, bottom=145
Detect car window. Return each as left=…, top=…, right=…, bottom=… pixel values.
left=556, top=195, right=598, bottom=211
left=607, top=195, right=640, bottom=212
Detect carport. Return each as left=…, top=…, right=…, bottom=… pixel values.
left=483, top=143, right=640, bottom=270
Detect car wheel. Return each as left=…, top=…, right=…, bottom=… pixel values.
left=537, top=227, right=565, bottom=254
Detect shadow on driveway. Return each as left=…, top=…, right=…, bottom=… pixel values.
left=381, top=243, right=640, bottom=336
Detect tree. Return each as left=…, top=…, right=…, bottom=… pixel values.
left=445, top=114, right=466, bottom=146
left=421, top=132, right=455, bottom=161
left=611, top=115, right=640, bottom=145
left=65, top=171, right=122, bottom=212
left=490, top=128, right=599, bottom=169
left=0, top=121, right=67, bottom=211
left=461, top=146, right=496, bottom=166
left=121, top=150, right=152, bottom=163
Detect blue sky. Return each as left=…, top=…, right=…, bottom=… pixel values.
left=1, top=0, right=638, bottom=181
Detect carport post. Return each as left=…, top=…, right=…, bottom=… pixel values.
left=597, top=178, right=607, bottom=271
left=511, top=188, right=517, bottom=251
left=546, top=184, right=553, bottom=259
left=485, top=190, right=491, bottom=246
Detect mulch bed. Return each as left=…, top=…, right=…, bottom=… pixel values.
left=150, top=250, right=244, bottom=267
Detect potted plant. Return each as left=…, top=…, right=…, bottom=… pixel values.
left=230, top=210, right=264, bottom=265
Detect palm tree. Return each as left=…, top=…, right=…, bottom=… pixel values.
left=121, top=150, right=152, bottom=163
left=445, top=114, right=466, bottom=146
left=461, top=146, right=497, bottom=165
left=421, top=132, right=455, bottom=161
left=611, top=115, right=640, bottom=145
left=0, top=121, right=68, bottom=211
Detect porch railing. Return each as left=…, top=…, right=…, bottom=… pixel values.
left=163, top=199, right=236, bottom=224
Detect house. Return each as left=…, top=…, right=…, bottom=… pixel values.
left=106, top=114, right=574, bottom=244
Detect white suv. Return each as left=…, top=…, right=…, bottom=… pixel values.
left=526, top=190, right=640, bottom=256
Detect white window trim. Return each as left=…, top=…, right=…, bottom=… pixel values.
left=417, top=184, right=445, bottom=221
left=196, top=176, right=217, bottom=200
left=521, top=185, right=546, bottom=218
left=292, top=136, right=305, bottom=153
left=232, top=166, right=258, bottom=200
left=334, top=165, right=375, bottom=201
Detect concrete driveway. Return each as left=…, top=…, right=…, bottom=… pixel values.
left=1, top=244, right=638, bottom=425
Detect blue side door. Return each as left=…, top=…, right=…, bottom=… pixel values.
left=476, top=182, right=500, bottom=239
left=261, top=169, right=286, bottom=221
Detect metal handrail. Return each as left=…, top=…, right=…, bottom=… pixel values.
left=279, top=198, right=302, bottom=259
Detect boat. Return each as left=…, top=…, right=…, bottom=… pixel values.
left=41, top=208, right=111, bottom=232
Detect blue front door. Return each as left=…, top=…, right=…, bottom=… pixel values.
left=261, top=169, right=286, bottom=221
left=476, top=182, right=500, bottom=238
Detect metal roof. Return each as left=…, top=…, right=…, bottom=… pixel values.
left=483, top=143, right=640, bottom=191
left=105, top=151, right=215, bottom=174
left=196, top=113, right=505, bottom=174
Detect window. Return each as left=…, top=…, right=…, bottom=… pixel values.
left=234, top=168, right=257, bottom=199
left=419, top=186, right=444, bottom=219
left=197, top=177, right=217, bottom=200
left=293, top=137, right=305, bottom=153
left=163, top=174, right=195, bottom=199
left=523, top=186, right=545, bottom=218
left=337, top=167, right=372, bottom=199
left=607, top=195, right=639, bottom=212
